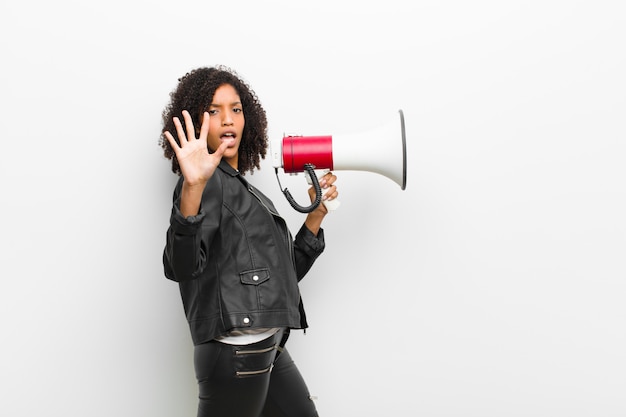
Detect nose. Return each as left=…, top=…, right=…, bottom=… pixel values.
left=222, top=111, right=234, bottom=126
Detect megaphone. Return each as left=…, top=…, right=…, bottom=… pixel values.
left=271, top=109, right=407, bottom=213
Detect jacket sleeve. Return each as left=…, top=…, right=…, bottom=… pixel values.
left=162, top=177, right=222, bottom=282
left=293, top=224, right=325, bottom=281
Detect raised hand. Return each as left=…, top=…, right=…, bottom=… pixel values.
left=164, top=110, right=235, bottom=217
left=164, top=110, right=234, bottom=187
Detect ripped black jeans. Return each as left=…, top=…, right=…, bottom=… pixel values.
left=193, top=330, right=319, bottom=417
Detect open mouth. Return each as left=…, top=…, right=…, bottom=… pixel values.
left=220, top=132, right=237, bottom=144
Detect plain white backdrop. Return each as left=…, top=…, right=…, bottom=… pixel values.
left=1, top=1, right=625, bottom=416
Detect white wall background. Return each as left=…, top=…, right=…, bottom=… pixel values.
left=1, top=1, right=624, bottom=416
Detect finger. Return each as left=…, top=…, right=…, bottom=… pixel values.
left=212, top=138, right=234, bottom=158
left=182, top=110, right=197, bottom=141
left=163, top=131, right=180, bottom=150
left=198, top=111, right=210, bottom=141
left=173, top=116, right=188, bottom=145
left=320, top=172, right=337, bottom=188
left=323, top=185, right=338, bottom=200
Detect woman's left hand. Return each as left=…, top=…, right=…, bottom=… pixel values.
left=307, top=171, right=338, bottom=216
left=304, top=171, right=337, bottom=235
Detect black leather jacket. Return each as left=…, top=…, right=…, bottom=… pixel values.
left=163, top=161, right=325, bottom=345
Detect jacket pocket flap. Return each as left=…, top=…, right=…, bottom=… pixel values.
left=240, top=268, right=270, bottom=285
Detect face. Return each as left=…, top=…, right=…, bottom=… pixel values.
left=202, top=83, right=245, bottom=169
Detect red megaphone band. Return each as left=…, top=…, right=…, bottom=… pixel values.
left=281, top=135, right=334, bottom=174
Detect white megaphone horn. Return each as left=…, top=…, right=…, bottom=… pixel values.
left=271, top=109, right=407, bottom=213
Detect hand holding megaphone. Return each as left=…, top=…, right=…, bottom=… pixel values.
left=305, top=169, right=341, bottom=211
left=272, top=110, right=407, bottom=213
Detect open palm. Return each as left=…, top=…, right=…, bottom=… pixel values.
left=164, top=110, right=233, bottom=186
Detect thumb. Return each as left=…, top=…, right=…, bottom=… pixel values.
left=213, top=139, right=234, bottom=158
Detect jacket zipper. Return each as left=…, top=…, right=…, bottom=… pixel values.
left=247, top=186, right=295, bottom=265
left=236, top=365, right=273, bottom=377
left=234, top=345, right=275, bottom=355
left=247, top=186, right=280, bottom=217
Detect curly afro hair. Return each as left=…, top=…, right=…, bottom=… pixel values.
left=159, top=66, right=268, bottom=176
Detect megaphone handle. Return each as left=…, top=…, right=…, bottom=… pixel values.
left=277, top=164, right=324, bottom=213
left=305, top=169, right=341, bottom=211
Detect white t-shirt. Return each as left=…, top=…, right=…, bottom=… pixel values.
left=214, top=327, right=282, bottom=345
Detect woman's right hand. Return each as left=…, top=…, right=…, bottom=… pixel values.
left=164, top=110, right=234, bottom=187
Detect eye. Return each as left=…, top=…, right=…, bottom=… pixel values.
left=233, top=107, right=243, bottom=114
left=207, top=109, right=218, bottom=115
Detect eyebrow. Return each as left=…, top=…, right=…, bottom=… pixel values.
left=209, top=101, right=242, bottom=107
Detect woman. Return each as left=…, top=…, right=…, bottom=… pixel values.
left=159, top=66, right=337, bottom=417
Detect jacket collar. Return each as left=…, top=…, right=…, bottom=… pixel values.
left=217, top=159, right=252, bottom=190
left=216, top=160, right=282, bottom=216
left=217, top=160, right=240, bottom=177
